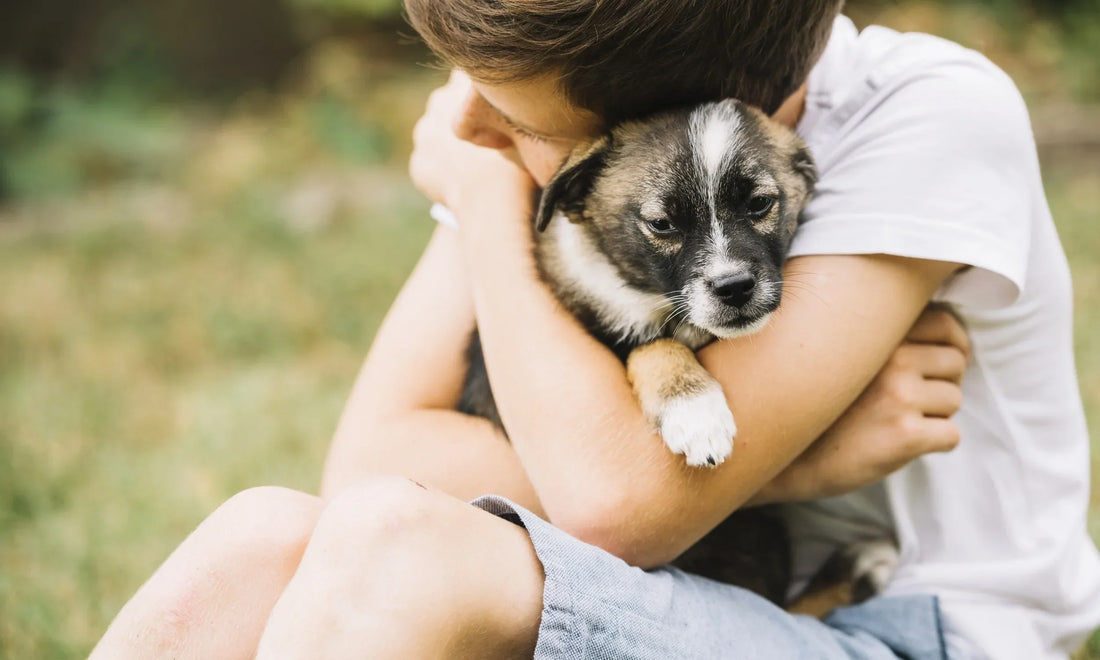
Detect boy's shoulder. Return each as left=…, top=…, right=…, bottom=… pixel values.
left=791, top=16, right=1043, bottom=311
left=804, top=15, right=1034, bottom=163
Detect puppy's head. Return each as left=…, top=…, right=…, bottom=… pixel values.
left=537, top=99, right=817, bottom=339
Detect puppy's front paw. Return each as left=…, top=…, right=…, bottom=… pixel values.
left=658, top=384, right=737, bottom=467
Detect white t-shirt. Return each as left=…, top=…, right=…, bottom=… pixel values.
left=783, top=16, right=1100, bottom=659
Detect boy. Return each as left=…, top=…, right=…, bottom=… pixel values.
left=92, top=2, right=1100, bottom=658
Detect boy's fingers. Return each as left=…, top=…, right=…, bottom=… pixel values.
left=918, top=417, right=962, bottom=454
left=906, top=307, right=971, bottom=355
left=913, top=344, right=969, bottom=383
left=889, top=343, right=967, bottom=383
left=915, top=379, right=964, bottom=418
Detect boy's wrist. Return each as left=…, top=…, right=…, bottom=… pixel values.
left=450, top=169, right=535, bottom=219
left=454, top=185, right=538, bottom=264
left=747, top=462, right=818, bottom=506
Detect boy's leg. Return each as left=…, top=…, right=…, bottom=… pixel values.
left=90, top=487, right=324, bottom=660
left=254, top=479, right=947, bottom=660
left=256, top=476, right=544, bottom=660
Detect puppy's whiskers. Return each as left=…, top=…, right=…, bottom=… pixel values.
left=778, top=276, right=827, bottom=306
left=656, top=297, right=692, bottom=336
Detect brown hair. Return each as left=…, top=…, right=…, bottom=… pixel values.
left=404, top=0, right=843, bottom=126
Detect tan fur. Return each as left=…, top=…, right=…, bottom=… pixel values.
left=561, top=136, right=611, bottom=225
left=748, top=106, right=815, bottom=237
left=785, top=582, right=854, bottom=619
left=626, top=339, right=714, bottom=421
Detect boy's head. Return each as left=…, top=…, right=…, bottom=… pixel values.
left=405, top=0, right=844, bottom=126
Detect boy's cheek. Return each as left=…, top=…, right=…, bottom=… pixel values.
left=517, top=143, right=574, bottom=188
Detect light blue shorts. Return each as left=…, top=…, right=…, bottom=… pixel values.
left=472, top=495, right=952, bottom=660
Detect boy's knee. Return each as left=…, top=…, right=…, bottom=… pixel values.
left=311, top=476, right=459, bottom=562
left=200, top=486, right=323, bottom=565
left=99, top=487, right=322, bottom=654
left=318, top=476, right=444, bottom=531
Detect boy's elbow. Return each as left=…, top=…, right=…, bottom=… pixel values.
left=550, top=496, right=679, bottom=570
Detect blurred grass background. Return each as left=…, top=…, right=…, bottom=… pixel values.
left=0, top=0, right=1098, bottom=657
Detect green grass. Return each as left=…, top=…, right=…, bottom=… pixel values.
left=1, top=28, right=1099, bottom=660
left=0, top=176, right=437, bottom=660
left=0, top=177, right=434, bottom=659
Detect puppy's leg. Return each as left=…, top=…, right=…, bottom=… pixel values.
left=626, top=338, right=736, bottom=467
left=787, top=538, right=900, bottom=618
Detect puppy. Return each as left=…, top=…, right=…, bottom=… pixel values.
left=459, top=98, right=815, bottom=467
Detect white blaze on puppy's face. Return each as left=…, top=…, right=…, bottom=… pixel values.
left=695, top=105, right=748, bottom=280
left=701, top=117, right=731, bottom=183
left=690, top=102, right=744, bottom=205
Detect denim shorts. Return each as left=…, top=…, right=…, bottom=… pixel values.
left=472, top=495, right=954, bottom=660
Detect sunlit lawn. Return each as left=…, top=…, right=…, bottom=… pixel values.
left=0, top=185, right=433, bottom=657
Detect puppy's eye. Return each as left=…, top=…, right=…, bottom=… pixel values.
left=645, top=218, right=678, bottom=235
left=747, top=196, right=776, bottom=217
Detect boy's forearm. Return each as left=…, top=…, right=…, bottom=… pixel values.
left=317, top=224, right=547, bottom=506
left=321, top=408, right=544, bottom=515
left=456, top=197, right=671, bottom=533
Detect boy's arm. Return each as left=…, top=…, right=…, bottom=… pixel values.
left=453, top=177, right=958, bottom=568
left=320, top=225, right=542, bottom=513
left=748, top=305, right=968, bottom=505
left=322, top=219, right=963, bottom=516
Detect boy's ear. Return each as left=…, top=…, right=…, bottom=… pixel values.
left=535, top=136, right=611, bottom=232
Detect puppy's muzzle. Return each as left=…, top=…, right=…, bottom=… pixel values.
left=709, top=271, right=756, bottom=309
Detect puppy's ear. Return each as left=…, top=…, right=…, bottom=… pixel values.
left=535, top=136, right=611, bottom=232
left=790, top=146, right=817, bottom=192
left=780, top=143, right=818, bottom=238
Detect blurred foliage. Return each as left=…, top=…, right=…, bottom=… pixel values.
left=848, top=0, right=1100, bottom=101
left=288, top=0, right=402, bottom=18
left=0, top=37, right=436, bottom=202
left=0, top=0, right=1098, bottom=658
left=0, top=69, right=191, bottom=200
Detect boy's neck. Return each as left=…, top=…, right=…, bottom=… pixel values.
left=772, top=82, right=809, bottom=129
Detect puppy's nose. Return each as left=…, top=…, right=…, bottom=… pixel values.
left=710, top=272, right=756, bottom=308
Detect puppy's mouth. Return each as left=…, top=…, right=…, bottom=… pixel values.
left=706, top=313, right=774, bottom=339
left=682, top=276, right=781, bottom=339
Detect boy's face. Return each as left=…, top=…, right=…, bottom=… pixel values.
left=452, top=72, right=807, bottom=189
left=453, top=73, right=602, bottom=187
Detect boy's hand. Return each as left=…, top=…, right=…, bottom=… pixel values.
left=408, top=71, right=536, bottom=225
left=754, top=306, right=969, bottom=503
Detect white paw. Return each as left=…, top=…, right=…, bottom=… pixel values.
left=658, top=384, right=737, bottom=467
left=849, top=539, right=900, bottom=599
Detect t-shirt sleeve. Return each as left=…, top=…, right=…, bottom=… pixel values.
left=789, top=59, right=1039, bottom=309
